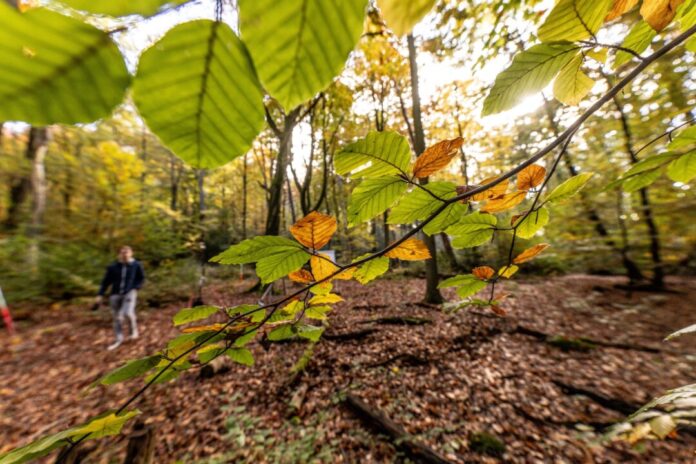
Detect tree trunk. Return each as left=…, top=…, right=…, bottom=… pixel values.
left=407, top=33, right=443, bottom=304
left=607, top=86, right=664, bottom=288
left=27, top=127, right=48, bottom=274
left=266, top=108, right=300, bottom=235
left=123, top=421, right=156, bottom=464
left=542, top=98, right=644, bottom=284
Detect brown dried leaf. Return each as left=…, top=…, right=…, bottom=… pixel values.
left=517, top=164, right=546, bottom=191
left=513, top=243, right=551, bottom=264
left=385, top=238, right=431, bottom=261
left=471, top=177, right=510, bottom=201
left=290, top=211, right=337, bottom=249
left=606, top=0, right=639, bottom=20
left=413, top=137, right=464, bottom=178
left=472, top=266, right=495, bottom=280
left=481, top=191, right=527, bottom=214
left=640, top=0, right=685, bottom=31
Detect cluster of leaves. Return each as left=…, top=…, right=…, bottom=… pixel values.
left=483, top=0, right=696, bottom=114
left=610, top=126, right=696, bottom=191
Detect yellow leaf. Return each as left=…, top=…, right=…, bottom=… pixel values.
left=498, top=265, right=519, bottom=278
left=471, top=177, right=509, bottom=201
left=310, top=254, right=340, bottom=281
left=517, top=164, right=546, bottom=190
left=309, top=293, right=343, bottom=305
left=334, top=267, right=356, bottom=280
left=513, top=243, right=551, bottom=264
left=181, top=322, right=254, bottom=334
left=640, top=0, right=685, bottom=31
left=412, top=137, right=464, bottom=178
left=472, top=266, right=495, bottom=280
left=385, top=238, right=431, bottom=261
left=481, top=191, right=527, bottom=214
left=290, top=211, right=337, bottom=249
left=606, top=0, right=639, bottom=20
left=288, top=269, right=313, bottom=283
left=182, top=323, right=227, bottom=333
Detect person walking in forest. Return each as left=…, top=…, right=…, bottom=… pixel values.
left=95, top=245, right=145, bottom=351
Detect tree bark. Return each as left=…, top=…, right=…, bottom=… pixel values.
left=407, top=33, right=443, bottom=304
left=266, top=108, right=300, bottom=235
left=27, top=127, right=48, bottom=274
left=241, top=153, right=248, bottom=239
left=606, top=83, right=665, bottom=288
left=542, top=98, right=644, bottom=284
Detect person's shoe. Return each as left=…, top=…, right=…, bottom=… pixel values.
left=107, top=339, right=122, bottom=351
left=129, top=331, right=139, bottom=341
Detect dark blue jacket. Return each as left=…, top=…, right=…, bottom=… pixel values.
left=98, top=260, right=145, bottom=296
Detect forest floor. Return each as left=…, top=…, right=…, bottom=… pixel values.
left=1, top=274, right=695, bottom=463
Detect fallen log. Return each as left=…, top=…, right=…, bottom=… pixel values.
left=368, top=353, right=430, bottom=368
left=344, top=394, right=453, bottom=464
left=199, top=357, right=230, bottom=379
left=514, top=325, right=663, bottom=354
left=323, top=327, right=377, bottom=341
left=551, top=380, right=638, bottom=416
left=360, top=316, right=432, bottom=326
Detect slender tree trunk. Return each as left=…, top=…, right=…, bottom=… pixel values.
left=407, top=33, right=443, bottom=304
left=542, top=98, right=644, bottom=283
left=286, top=175, right=297, bottom=224
left=606, top=84, right=664, bottom=288
left=266, top=108, right=300, bottom=235
left=27, top=127, right=49, bottom=274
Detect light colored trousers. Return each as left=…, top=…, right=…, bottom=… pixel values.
left=109, top=289, right=138, bottom=341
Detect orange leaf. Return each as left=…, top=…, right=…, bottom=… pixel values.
left=513, top=243, right=550, bottom=264
left=517, top=164, right=546, bottom=191
left=640, top=0, right=684, bottom=31
left=413, top=137, right=464, bottom=178
left=288, top=269, right=313, bottom=283
left=472, top=266, right=495, bottom=280
left=481, top=191, right=527, bottom=214
left=290, top=211, right=337, bottom=249
left=385, top=238, right=431, bottom=261
left=606, top=0, right=639, bottom=20
left=334, top=267, right=356, bottom=280
left=491, top=305, right=507, bottom=316
left=471, top=177, right=509, bottom=201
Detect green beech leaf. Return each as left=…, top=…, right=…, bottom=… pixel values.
left=305, top=305, right=332, bottom=320
left=447, top=212, right=497, bottom=249
left=538, top=0, right=613, bottom=42
left=623, top=153, right=679, bottom=177
left=456, top=279, right=488, bottom=299
left=268, top=324, right=296, bottom=341
left=553, top=54, right=594, bottom=106
left=388, top=182, right=456, bottom=225
left=59, top=0, right=187, bottom=16
left=297, top=325, right=325, bottom=342
left=347, top=176, right=408, bottom=225
left=483, top=42, right=579, bottom=115
left=211, top=236, right=303, bottom=264
left=98, top=355, right=162, bottom=386
left=623, top=169, right=662, bottom=192
left=226, top=348, right=255, bottom=366
left=514, top=207, right=550, bottom=239
left=353, top=255, right=389, bottom=284
left=377, top=0, right=437, bottom=35
left=75, top=410, right=141, bottom=439
left=545, top=172, right=594, bottom=203
left=438, top=274, right=480, bottom=288
left=423, top=202, right=468, bottom=236
left=0, top=5, right=130, bottom=125
left=666, top=152, right=696, bottom=183
left=240, top=0, right=367, bottom=110
left=173, top=306, right=219, bottom=326
left=197, top=344, right=225, bottom=364
left=668, top=126, right=696, bottom=150
left=211, top=236, right=310, bottom=283
left=133, top=20, right=265, bottom=169
left=615, top=21, right=656, bottom=67
left=227, top=304, right=265, bottom=323
left=335, top=131, right=412, bottom=178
